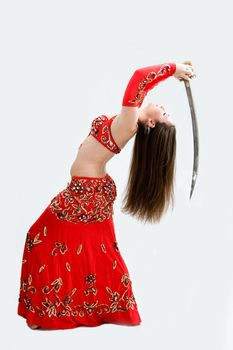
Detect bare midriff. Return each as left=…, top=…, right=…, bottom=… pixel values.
left=69, top=135, right=116, bottom=178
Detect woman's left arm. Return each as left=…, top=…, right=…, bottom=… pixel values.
left=117, top=63, right=176, bottom=132
left=122, top=63, right=176, bottom=108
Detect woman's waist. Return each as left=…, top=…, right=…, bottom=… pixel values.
left=48, top=173, right=117, bottom=224
left=54, top=173, right=117, bottom=200
left=70, top=161, right=108, bottom=178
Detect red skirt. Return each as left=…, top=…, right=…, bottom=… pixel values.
left=17, top=173, right=142, bottom=329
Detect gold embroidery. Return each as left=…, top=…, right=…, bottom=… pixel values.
left=77, top=244, right=83, bottom=255
left=26, top=231, right=42, bottom=252
left=24, top=295, right=36, bottom=313
left=89, top=115, right=105, bottom=136
left=66, top=262, right=71, bottom=272
left=22, top=259, right=27, bottom=264
left=20, top=275, right=36, bottom=295
left=51, top=242, right=68, bottom=256
left=41, top=297, right=57, bottom=318
left=84, top=273, right=97, bottom=296
left=128, top=64, right=172, bottom=106
left=113, top=241, right=120, bottom=253
left=100, top=243, right=107, bottom=253
left=42, top=277, right=63, bottom=294
left=89, top=115, right=121, bottom=153
left=101, top=125, right=120, bottom=153
left=38, top=264, right=46, bottom=273
left=84, top=287, right=98, bottom=296
left=85, top=274, right=96, bottom=284
left=106, top=275, right=136, bottom=312
left=43, top=226, right=47, bottom=236
left=113, top=260, right=117, bottom=269
left=106, top=288, right=121, bottom=312
left=19, top=273, right=138, bottom=319
left=49, top=175, right=116, bottom=224
left=121, top=274, right=131, bottom=287
left=83, top=301, right=99, bottom=315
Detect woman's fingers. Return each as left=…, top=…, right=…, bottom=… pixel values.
left=186, top=66, right=196, bottom=78
left=174, top=63, right=197, bottom=81
left=178, top=70, right=196, bottom=81
left=178, top=73, right=191, bottom=81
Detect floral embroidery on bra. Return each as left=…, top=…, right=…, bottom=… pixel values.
left=49, top=174, right=117, bottom=224
left=88, top=115, right=121, bottom=154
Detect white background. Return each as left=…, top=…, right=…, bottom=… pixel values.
left=1, top=0, right=233, bottom=349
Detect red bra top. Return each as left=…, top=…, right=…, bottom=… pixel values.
left=80, top=115, right=121, bottom=154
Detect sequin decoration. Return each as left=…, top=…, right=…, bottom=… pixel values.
left=89, top=115, right=121, bottom=154
left=26, top=231, right=43, bottom=252
left=19, top=273, right=137, bottom=319
left=49, top=174, right=117, bottom=224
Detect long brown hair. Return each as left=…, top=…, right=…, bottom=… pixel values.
left=121, top=120, right=176, bottom=224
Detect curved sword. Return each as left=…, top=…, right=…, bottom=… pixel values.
left=181, top=60, right=199, bottom=199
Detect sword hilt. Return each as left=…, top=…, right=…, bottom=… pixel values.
left=178, top=60, right=194, bottom=86
left=182, top=60, right=192, bottom=66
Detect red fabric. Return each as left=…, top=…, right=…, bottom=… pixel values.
left=17, top=173, right=141, bottom=329
left=50, top=174, right=116, bottom=224
left=85, top=115, right=121, bottom=154
left=122, top=63, right=176, bottom=107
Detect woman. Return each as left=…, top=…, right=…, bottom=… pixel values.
left=17, top=61, right=195, bottom=330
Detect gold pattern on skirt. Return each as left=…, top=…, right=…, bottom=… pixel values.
left=26, top=231, right=43, bottom=252
left=51, top=242, right=68, bottom=256
left=66, top=262, right=71, bottom=272
left=49, top=175, right=116, bottom=224
left=84, top=273, right=98, bottom=296
left=76, top=244, right=83, bottom=255
left=42, top=278, right=63, bottom=294
left=100, top=243, right=107, bottom=253
left=20, top=274, right=37, bottom=295
left=38, top=264, right=46, bottom=273
left=19, top=273, right=137, bottom=319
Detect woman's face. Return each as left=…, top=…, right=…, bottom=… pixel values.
left=140, top=102, right=174, bottom=127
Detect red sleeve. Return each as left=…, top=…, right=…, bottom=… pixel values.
left=122, top=63, right=176, bottom=108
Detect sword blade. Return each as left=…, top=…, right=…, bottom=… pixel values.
left=183, top=80, right=199, bottom=199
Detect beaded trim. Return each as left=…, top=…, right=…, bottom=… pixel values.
left=49, top=174, right=117, bottom=224
left=89, top=115, right=121, bottom=154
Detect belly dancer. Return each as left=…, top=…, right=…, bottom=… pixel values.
left=17, top=61, right=195, bottom=330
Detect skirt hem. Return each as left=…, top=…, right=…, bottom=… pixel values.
left=18, top=311, right=142, bottom=330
